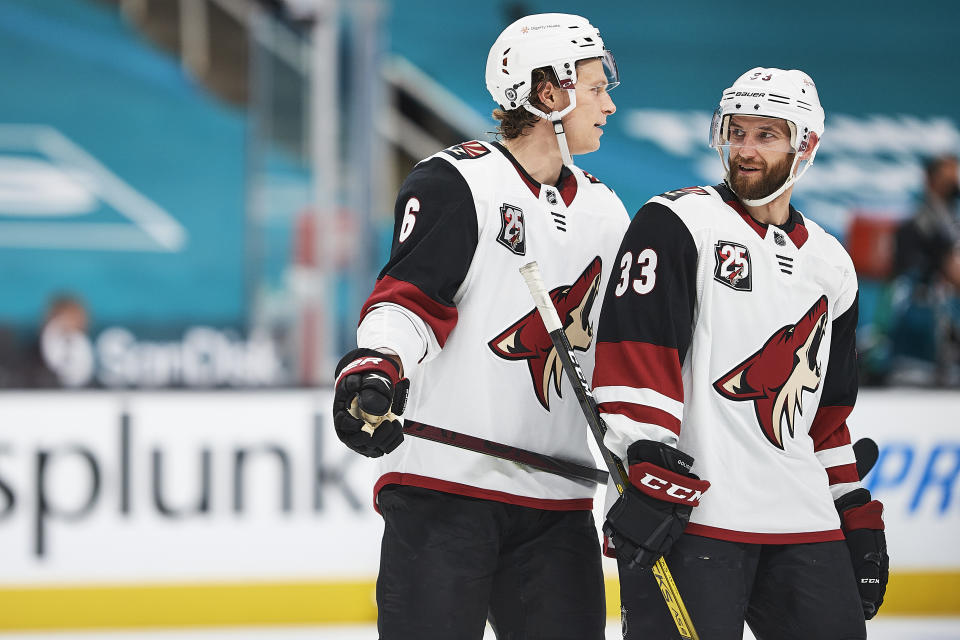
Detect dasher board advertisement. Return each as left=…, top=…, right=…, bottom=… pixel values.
left=0, top=391, right=383, bottom=583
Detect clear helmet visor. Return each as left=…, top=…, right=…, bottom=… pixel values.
left=709, top=113, right=798, bottom=154
left=600, top=49, right=620, bottom=92
left=545, top=49, right=618, bottom=109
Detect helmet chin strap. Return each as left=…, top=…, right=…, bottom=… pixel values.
left=552, top=118, right=573, bottom=167
left=523, top=88, right=578, bottom=167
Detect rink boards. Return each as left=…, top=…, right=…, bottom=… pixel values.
left=0, top=389, right=956, bottom=629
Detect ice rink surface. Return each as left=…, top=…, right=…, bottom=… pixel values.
left=1, top=619, right=958, bottom=640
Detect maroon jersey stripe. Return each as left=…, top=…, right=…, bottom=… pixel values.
left=826, top=463, right=860, bottom=485
left=725, top=198, right=768, bottom=238
left=372, top=472, right=593, bottom=514
left=787, top=222, right=809, bottom=249
left=359, top=275, right=458, bottom=347
left=685, top=523, right=844, bottom=544
left=594, top=341, right=683, bottom=401
left=558, top=171, right=578, bottom=206
left=810, top=405, right=853, bottom=451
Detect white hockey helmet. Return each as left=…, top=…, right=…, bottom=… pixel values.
left=485, top=13, right=619, bottom=165
left=709, top=67, right=825, bottom=206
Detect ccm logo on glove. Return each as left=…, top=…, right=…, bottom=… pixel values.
left=603, top=441, right=710, bottom=571
left=629, top=462, right=708, bottom=505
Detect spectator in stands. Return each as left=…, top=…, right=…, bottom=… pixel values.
left=890, top=154, right=960, bottom=383
left=894, top=154, right=960, bottom=288
left=22, top=294, right=95, bottom=388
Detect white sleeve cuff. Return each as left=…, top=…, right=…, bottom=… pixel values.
left=357, top=303, right=439, bottom=378
left=601, top=413, right=679, bottom=462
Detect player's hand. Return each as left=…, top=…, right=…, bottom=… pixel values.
left=332, top=348, right=409, bottom=458
left=836, top=488, right=888, bottom=619
left=603, top=440, right=710, bottom=570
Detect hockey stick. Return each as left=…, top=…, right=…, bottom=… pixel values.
left=403, top=420, right=608, bottom=485
left=520, top=261, right=699, bottom=640
left=348, top=378, right=608, bottom=484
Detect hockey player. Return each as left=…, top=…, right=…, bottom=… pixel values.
left=331, top=14, right=629, bottom=639
left=594, top=68, right=889, bottom=639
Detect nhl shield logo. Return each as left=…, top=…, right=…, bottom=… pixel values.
left=714, top=240, right=752, bottom=291
left=498, top=203, right=526, bottom=255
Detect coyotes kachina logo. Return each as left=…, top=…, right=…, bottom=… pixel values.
left=488, top=257, right=602, bottom=410
left=713, top=296, right=829, bottom=449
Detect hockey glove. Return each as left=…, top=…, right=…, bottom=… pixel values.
left=836, top=488, right=888, bottom=620
left=603, top=440, right=710, bottom=570
left=332, top=348, right=409, bottom=458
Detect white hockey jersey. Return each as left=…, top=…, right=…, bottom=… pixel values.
left=594, top=184, right=862, bottom=543
left=358, top=140, right=629, bottom=510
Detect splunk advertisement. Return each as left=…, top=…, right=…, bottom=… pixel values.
left=0, top=391, right=387, bottom=630
left=0, top=392, right=382, bottom=582
left=0, top=389, right=956, bottom=630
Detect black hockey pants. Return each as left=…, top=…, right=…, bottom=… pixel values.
left=375, top=484, right=606, bottom=640
left=618, top=534, right=867, bottom=639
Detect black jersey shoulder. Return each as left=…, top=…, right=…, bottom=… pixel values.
left=628, top=201, right=697, bottom=249
left=400, top=156, right=474, bottom=204
left=599, top=200, right=699, bottom=359
left=381, top=156, right=479, bottom=306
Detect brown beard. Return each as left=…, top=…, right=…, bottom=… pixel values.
left=729, top=152, right=794, bottom=200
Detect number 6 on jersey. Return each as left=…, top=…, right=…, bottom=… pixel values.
left=614, top=248, right=658, bottom=296
left=398, top=197, right=420, bottom=243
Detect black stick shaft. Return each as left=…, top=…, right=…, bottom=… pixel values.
left=403, top=420, right=608, bottom=485
left=519, top=264, right=628, bottom=492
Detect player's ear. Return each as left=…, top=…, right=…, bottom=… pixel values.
left=537, top=80, right=570, bottom=112
left=538, top=80, right=558, bottom=109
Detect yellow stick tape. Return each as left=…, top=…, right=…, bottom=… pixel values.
left=0, top=572, right=956, bottom=630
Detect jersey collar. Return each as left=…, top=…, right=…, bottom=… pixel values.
left=491, top=141, right=578, bottom=207
left=714, top=183, right=809, bottom=249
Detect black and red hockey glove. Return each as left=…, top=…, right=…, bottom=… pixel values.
left=603, top=440, right=710, bottom=570
left=835, top=488, right=888, bottom=620
left=332, top=348, right=409, bottom=458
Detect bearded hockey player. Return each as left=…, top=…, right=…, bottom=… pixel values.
left=594, top=68, right=889, bottom=639
left=331, top=14, right=629, bottom=639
